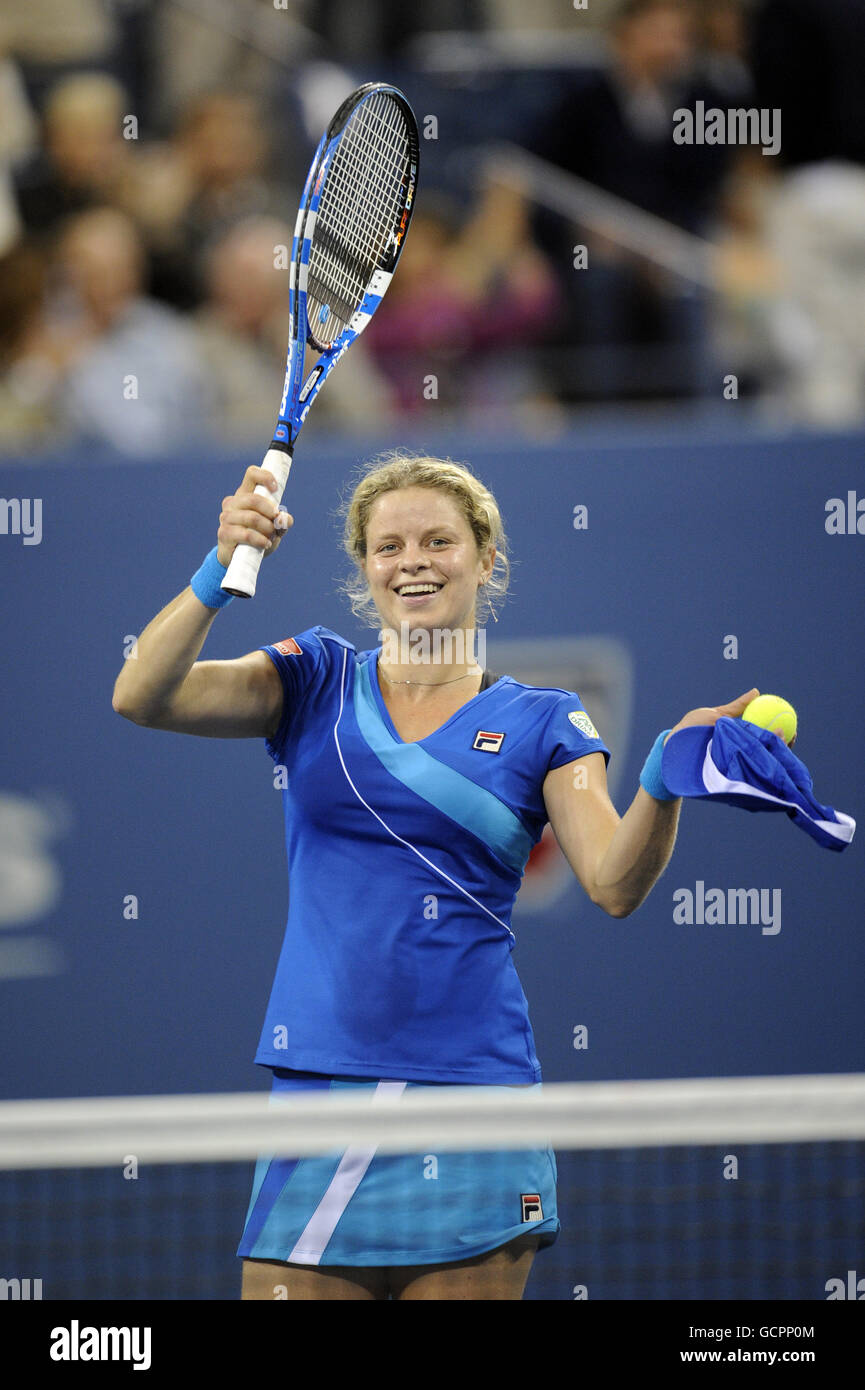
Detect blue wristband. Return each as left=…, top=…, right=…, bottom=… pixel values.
left=640, top=729, right=677, bottom=801
left=190, top=546, right=233, bottom=609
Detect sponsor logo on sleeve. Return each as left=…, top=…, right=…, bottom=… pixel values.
left=568, top=711, right=599, bottom=739
left=275, top=638, right=302, bottom=656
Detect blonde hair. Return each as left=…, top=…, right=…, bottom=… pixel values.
left=339, top=451, right=510, bottom=626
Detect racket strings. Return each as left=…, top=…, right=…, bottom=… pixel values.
left=310, top=96, right=407, bottom=333
left=307, top=92, right=411, bottom=346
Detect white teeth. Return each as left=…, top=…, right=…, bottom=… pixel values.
left=398, top=584, right=441, bottom=595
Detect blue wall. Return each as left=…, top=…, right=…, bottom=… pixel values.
left=1, top=421, right=863, bottom=1100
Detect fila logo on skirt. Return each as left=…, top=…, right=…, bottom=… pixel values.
left=521, top=1193, right=544, bottom=1222
left=473, top=730, right=505, bottom=753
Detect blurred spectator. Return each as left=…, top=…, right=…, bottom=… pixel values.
left=365, top=187, right=558, bottom=422
left=727, top=0, right=865, bottom=424
left=193, top=216, right=395, bottom=440
left=0, top=240, right=60, bottom=448
left=709, top=149, right=865, bottom=428
left=14, top=73, right=132, bottom=239
left=532, top=0, right=731, bottom=233
left=518, top=0, right=737, bottom=403
left=47, top=207, right=211, bottom=454
left=708, top=151, right=781, bottom=391
left=694, top=0, right=753, bottom=101
left=122, top=90, right=285, bottom=311
left=193, top=216, right=289, bottom=441
left=0, top=51, right=38, bottom=255
left=763, top=163, right=865, bottom=425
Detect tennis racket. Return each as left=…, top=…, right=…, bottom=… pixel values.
left=221, top=82, right=419, bottom=598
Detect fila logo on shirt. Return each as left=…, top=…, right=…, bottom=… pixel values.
left=473, top=730, right=505, bottom=753
left=521, top=1193, right=543, bottom=1222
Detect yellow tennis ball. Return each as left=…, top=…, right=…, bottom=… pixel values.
left=742, top=694, right=798, bottom=746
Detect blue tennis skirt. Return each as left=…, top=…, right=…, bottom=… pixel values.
left=237, top=1069, right=560, bottom=1268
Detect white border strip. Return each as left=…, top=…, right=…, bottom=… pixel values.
left=701, top=742, right=856, bottom=843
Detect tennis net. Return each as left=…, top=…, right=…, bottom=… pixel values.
left=1, top=1074, right=863, bottom=1301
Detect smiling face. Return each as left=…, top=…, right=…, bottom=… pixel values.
left=363, top=486, right=494, bottom=635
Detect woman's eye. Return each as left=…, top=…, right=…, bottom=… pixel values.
left=377, top=539, right=449, bottom=552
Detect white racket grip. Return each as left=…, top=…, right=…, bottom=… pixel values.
left=221, top=448, right=293, bottom=599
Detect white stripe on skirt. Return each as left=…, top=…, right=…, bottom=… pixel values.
left=288, top=1080, right=407, bottom=1264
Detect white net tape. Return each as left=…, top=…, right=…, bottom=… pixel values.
left=1, top=1074, right=864, bottom=1169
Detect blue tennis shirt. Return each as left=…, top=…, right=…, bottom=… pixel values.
left=254, top=626, right=610, bottom=1084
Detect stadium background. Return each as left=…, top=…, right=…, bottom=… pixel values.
left=0, top=0, right=863, bottom=1301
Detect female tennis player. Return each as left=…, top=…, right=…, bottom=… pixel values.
left=112, top=452, right=757, bottom=1300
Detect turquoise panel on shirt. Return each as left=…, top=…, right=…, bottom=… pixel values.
left=352, top=660, right=534, bottom=875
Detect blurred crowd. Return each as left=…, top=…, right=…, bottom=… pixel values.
left=0, top=0, right=864, bottom=455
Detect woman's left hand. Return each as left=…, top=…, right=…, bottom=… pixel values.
left=664, top=688, right=759, bottom=744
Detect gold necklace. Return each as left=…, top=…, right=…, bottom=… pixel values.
left=377, top=660, right=481, bottom=688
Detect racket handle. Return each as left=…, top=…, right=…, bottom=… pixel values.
left=221, top=447, right=294, bottom=599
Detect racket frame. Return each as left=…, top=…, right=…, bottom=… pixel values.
left=221, top=83, right=419, bottom=599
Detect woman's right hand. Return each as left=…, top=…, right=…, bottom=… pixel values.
left=217, top=466, right=294, bottom=568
